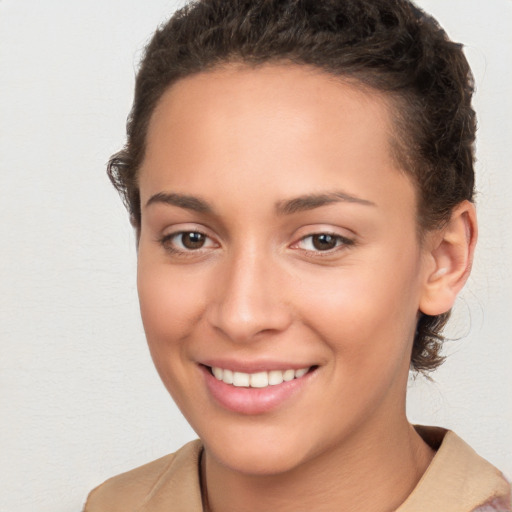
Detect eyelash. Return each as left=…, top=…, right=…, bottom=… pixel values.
left=158, top=231, right=215, bottom=255
left=158, top=230, right=355, bottom=258
left=294, top=233, right=355, bottom=255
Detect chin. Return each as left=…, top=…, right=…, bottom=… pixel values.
left=197, top=417, right=333, bottom=477
left=208, top=439, right=307, bottom=476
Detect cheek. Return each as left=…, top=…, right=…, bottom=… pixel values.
left=136, top=259, right=209, bottom=409
left=136, top=257, right=210, bottom=399
left=137, top=260, right=206, bottom=343
left=297, top=256, right=421, bottom=375
left=299, top=274, right=418, bottom=426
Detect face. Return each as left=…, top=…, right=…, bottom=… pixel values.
left=137, top=64, right=432, bottom=476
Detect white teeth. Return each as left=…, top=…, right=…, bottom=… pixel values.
left=233, top=372, right=250, bottom=387
left=223, top=369, right=234, bottom=384
left=283, top=369, right=295, bottom=382
left=211, top=366, right=311, bottom=388
left=268, top=370, right=284, bottom=386
left=250, top=371, right=269, bottom=388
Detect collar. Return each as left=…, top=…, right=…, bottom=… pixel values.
left=396, top=426, right=510, bottom=512
left=86, top=427, right=510, bottom=512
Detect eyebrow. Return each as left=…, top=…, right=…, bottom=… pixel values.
left=275, top=191, right=376, bottom=215
left=145, top=190, right=375, bottom=215
left=146, top=192, right=214, bottom=214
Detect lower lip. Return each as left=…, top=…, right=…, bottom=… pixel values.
left=201, top=366, right=315, bottom=415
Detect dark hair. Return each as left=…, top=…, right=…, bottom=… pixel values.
left=108, top=0, right=476, bottom=373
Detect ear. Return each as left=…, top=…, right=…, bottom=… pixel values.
left=419, top=200, right=478, bottom=316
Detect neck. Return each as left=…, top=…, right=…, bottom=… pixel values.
left=202, top=418, right=434, bottom=512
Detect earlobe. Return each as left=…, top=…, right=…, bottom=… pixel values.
left=419, top=200, right=478, bottom=316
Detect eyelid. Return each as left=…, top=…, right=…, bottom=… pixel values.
left=290, top=230, right=355, bottom=255
left=168, top=231, right=217, bottom=247
left=158, top=224, right=220, bottom=254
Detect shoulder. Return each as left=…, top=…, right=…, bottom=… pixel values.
left=473, top=495, right=512, bottom=512
left=83, top=439, right=203, bottom=512
left=83, top=453, right=175, bottom=511
left=436, top=429, right=511, bottom=511
left=398, top=427, right=511, bottom=512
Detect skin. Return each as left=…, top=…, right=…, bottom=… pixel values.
left=136, top=64, right=476, bottom=512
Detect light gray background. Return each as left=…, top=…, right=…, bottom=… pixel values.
left=0, top=1, right=510, bottom=510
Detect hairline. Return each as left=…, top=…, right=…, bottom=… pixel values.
left=135, top=59, right=428, bottom=239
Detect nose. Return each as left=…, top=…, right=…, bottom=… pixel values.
left=206, top=246, right=293, bottom=343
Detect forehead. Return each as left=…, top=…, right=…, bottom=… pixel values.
left=140, top=63, right=415, bottom=219
left=146, top=63, right=395, bottom=155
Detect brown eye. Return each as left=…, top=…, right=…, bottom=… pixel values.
left=160, top=229, right=219, bottom=255
left=180, top=232, right=206, bottom=249
left=311, top=234, right=339, bottom=251
left=294, top=232, right=354, bottom=254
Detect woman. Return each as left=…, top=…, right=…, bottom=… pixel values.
left=84, top=0, right=511, bottom=510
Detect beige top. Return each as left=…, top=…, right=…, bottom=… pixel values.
left=83, top=427, right=511, bottom=512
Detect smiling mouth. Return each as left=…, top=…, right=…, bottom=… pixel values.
left=206, top=366, right=317, bottom=388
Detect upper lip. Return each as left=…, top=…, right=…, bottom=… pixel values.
left=200, top=359, right=316, bottom=373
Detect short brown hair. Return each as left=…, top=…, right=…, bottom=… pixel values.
left=108, top=0, right=476, bottom=373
